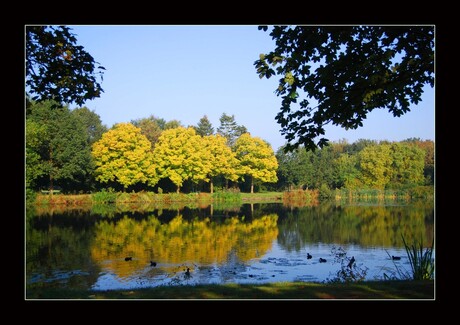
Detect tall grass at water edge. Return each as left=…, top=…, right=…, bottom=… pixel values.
left=282, top=189, right=318, bottom=207
left=386, top=235, right=435, bottom=281
left=212, top=188, right=242, bottom=203
left=334, top=186, right=434, bottom=202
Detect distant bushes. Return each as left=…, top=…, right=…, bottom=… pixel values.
left=34, top=193, right=93, bottom=206
left=212, top=187, right=242, bottom=203
left=91, top=189, right=117, bottom=204
left=283, top=189, right=318, bottom=207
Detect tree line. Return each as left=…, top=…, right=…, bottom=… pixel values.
left=26, top=99, right=433, bottom=197
left=26, top=99, right=277, bottom=195
left=276, top=138, right=434, bottom=196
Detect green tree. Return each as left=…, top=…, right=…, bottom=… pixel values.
left=195, top=115, right=215, bottom=136
left=311, top=145, right=338, bottom=189
left=72, top=106, right=107, bottom=145
left=153, top=127, right=210, bottom=193
left=203, top=134, right=240, bottom=193
left=91, top=123, right=156, bottom=190
left=358, top=144, right=393, bottom=189
left=276, top=146, right=314, bottom=191
left=275, top=148, right=297, bottom=191
left=402, top=138, right=434, bottom=185
left=389, top=142, right=425, bottom=187
left=234, top=133, right=278, bottom=193
left=70, top=107, right=107, bottom=191
left=255, top=26, right=434, bottom=151
left=334, top=153, right=361, bottom=189
left=25, top=119, right=47, bottom=190
left=217, top=113, right=248, bottom=147
left=164, top=120, right=182, bottom=130
left=131, top=115, right=165, bottom=149
left=26, top=100, right=93, bottom=192
left=26, top=25, right=105, bottom=106
left=131, top=115, right=182, bottom=150
left=345, top=139, right=378, bottom=155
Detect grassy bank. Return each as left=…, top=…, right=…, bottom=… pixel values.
left=241, top=191, right=283, bottom=203
left=33, top=191, right=286, bottom=206
left=32, top=186, right=433, bottom=207
left=26, top=280, right=434, bottom=300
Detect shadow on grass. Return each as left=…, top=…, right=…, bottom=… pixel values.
left=26, top=280, right=434, bottom=300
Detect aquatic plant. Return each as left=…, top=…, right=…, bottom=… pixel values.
left=384, top=235, right=434, bottom=281
left=402, top=235, right=434, bottom=280
left=326, top=246, right=368, bottom=283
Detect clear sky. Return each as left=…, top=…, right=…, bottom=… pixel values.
left=68, top=25, right=435, bottom=151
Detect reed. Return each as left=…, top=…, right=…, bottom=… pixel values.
left=212, top=188, right=242, bottom=203
left=34, top=193, right=92, bottom=205
left=334, top=186, right=433, bottom=203
left=91, top=189, right=117, bottom=204
left=384, top=235, right=434, bottom=281
left=282, top=189, right=318, bottom=207
left=402, top=235, right=435, bottom=281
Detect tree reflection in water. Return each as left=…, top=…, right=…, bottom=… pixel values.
left=26, top=202, right=433, bottom=290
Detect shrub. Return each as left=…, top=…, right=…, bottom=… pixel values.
left=92, top=189, right=117, bottom=204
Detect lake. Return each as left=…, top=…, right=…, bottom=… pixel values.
left=26, top=201, right=434, bottom=293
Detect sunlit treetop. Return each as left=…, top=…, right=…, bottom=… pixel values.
left=91, top=123, right=153, bottom=189
left=255, top=25, right=434, bottom=152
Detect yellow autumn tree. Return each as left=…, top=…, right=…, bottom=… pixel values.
left=358, top=143, right=392, bottom=189
left=203, top=134, right=240, bottom=193
left=91, top=122, right=157, bottom=189
left=234, top=133, right=278, bottom=193
left=153, top=127, right=210, bottom=193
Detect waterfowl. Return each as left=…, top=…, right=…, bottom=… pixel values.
left=150, top=261, right=157, bottom=267
left=347, top=256, right=355, bottom=269
left=307, top=253, right=312, bottom=259
left=319, top=258, right=327, bottom=263
left=125, top=256, right=132, bottom=261
left=185, top=267, right=191, bottom=277
left=392, top=255, right=401, bottom=260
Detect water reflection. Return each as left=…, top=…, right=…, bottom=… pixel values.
left=91, top=213, right=278, bottom=279
left=26, top=202, right=434, bottom=293
left=275, top=202, right=434, bottom=250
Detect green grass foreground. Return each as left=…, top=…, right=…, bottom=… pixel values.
left=26, top=280, right=434, bottom=300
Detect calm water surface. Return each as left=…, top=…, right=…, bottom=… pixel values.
left=26, top=202, right=434, bottom=292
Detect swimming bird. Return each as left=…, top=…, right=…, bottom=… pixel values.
left=307, top=253, right=312, bottom=259
left=185, top=267, right=191, bottom=277
left=125, top=257, right=132, bottom=261
left=150, top=261, right=157, bottom=267
left=347, top=256, right=355, bottom=269
left=392, top=255, right=401, bottom=260
left=319, top=258, right=327, bottom=263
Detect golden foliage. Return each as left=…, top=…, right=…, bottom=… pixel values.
left=234, top=133, right=278, bottom=183
left=91, top=123, right=157, bottom=188
left=91, top=213, right=278, bottom=278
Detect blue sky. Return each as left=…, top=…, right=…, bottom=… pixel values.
left=68, top=25, right=435, bottom=151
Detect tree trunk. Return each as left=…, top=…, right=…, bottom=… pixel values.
left=210, top=179, right=214, bottom=194
left=250, top=176, right=254, bottom=194
left=176, top=185, right=180, bottom=194
left=50, top=176, right=54, bottom=196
